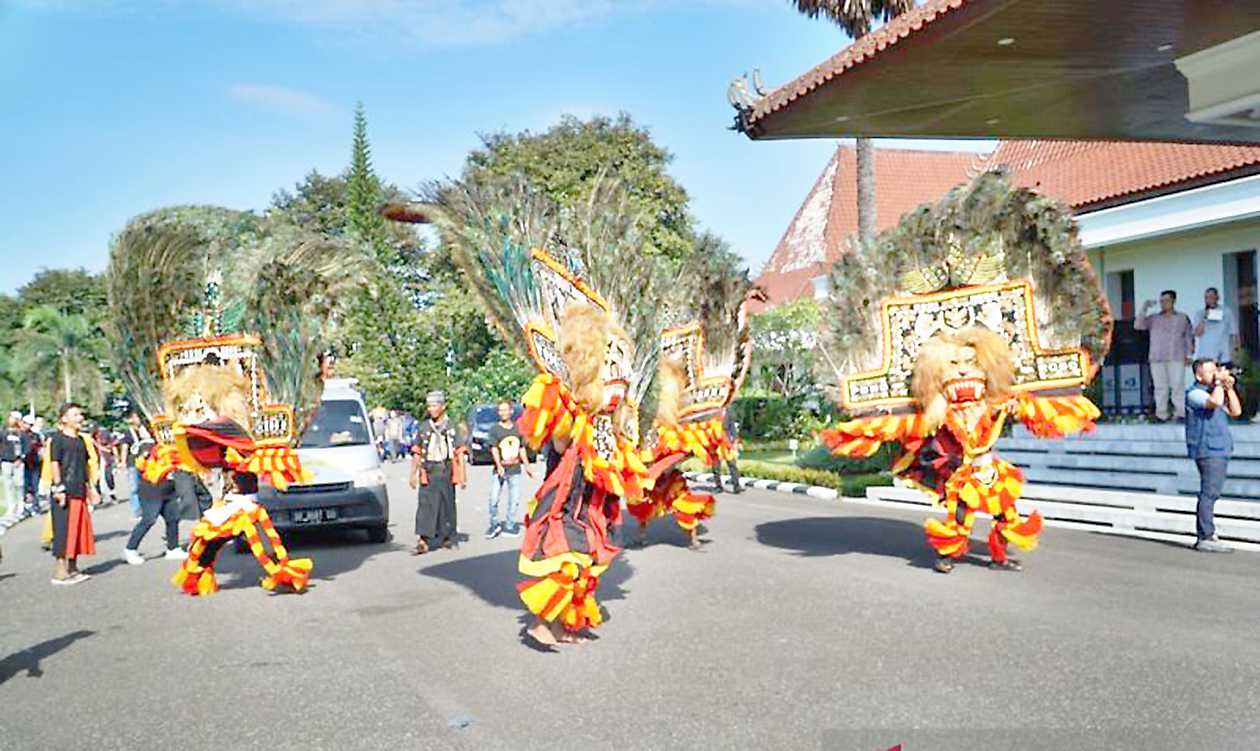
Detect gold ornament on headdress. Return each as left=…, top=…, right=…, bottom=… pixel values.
left=899, top=233, right=1007, bottom=294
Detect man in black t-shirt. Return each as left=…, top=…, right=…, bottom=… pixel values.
left=486, top=400, right=533, bottom=539
left=47, top=402, right=98, bottom=585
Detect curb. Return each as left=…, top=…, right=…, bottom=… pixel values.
left=683, top=471, right=840, bottom=501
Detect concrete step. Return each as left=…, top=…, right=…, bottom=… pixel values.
left=1011, top=423, right=1260, bottom=442
left=866, top=483, right=1260, bottom=546
left=1001, top=436, right=1260, bottom=460
left=999, top=450, right=1260, bottom=479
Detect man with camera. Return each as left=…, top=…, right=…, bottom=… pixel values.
left=1185, top=358, right=1242, bottom=553
left=1192, top=287, right=1239, bottom=368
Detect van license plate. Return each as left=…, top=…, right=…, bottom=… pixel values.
left=293, top=509, right=337, bottom=524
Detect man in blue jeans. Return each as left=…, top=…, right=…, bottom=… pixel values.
left=485, top=400, right=532, bottom=539
left=119, top=413, right=151, bottom=521
left=1185, top=357, right=1242, bottom=553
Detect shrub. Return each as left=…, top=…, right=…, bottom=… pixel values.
left=688, top=458, right=891, bottom=497
left=796, top=442, right=895, bottom=475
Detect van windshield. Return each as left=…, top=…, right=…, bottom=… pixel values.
left=300, top=399, right=371, bottom=448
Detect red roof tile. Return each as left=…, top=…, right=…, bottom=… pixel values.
left=753, top=145, right=982, bottom=309
left=747, top=0, right=968, bottom=126
left=755, top=140, right=1260, bottom=311
left=987, top=141, right=1260, bottom=210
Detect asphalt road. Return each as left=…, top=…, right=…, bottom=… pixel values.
left=1, top=460, right=1258, bottom=751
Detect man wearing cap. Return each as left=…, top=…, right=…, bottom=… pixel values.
left=409, top=391, right=467, bottom=554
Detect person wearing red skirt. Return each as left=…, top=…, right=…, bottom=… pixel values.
left=46, top=403, right=98, bottom=586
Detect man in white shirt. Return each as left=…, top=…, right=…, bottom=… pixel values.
left=1192, top=287, right=1239, bottom=368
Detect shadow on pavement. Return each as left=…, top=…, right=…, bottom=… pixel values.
left=0, top=630, right=95, bottom=684
left=418, top=549, right=635, bottom=613
left=209, top=526, right=401, bottom=590
left=755, top=516, right=939, bottom=569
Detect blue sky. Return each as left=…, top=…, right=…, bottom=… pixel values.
left=0, top=0, right=991, bottom=294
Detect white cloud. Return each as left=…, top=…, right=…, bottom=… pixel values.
left=15, top=0, right=755, bottom=49
left=226, top=82, right=339, bottom=118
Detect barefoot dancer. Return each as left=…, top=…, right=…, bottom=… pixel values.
left=628, top=252, right=760, bottom=550
left=382, top=179, right=665, bottom=646
left=815, top=172, right=1110, bottom=573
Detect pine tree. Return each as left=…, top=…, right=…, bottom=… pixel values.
left=346, top=101, right=384, bottom=245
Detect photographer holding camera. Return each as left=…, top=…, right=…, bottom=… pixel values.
left=1185, top=358, right=1242, bottom=553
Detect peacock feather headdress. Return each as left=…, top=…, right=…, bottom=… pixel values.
left=656, top=235, right=760, bottom=423
left=104, top=206, right=370, bottom=443
left=384, top=173, right=669, bottom=415
left=819, top=170, right=1113, bottom=414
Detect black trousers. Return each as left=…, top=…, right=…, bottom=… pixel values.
left=173, top=470, right=212, bottom=519
left=713, top=459, right=742, bottom=492
left=415, top=462, right=457, bottom=544
left=126, top=494, right=180, bottom=551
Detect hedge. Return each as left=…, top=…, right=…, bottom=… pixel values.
left=683, top=458, right=892, bottom=498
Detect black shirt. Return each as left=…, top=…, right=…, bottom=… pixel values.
left=120, top=426, right=151, bottom=467
left=50, top=432, right=90, bottom=498
left=1, top=429, right=21, bottom=462
left=489, top=421, right=525, bottom=475
left=20, top=429, right=42, bottom=465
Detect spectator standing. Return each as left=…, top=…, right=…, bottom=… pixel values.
left=1192, top=287, right=1239, bottom=368
left=20, top=416, right=43, bottom=517
left=2, top=412, right=24, bottom=519
left=409, top=391, right=467, bottom=554
left=91, top=424, right=118, bottom=505
left=119, top=413, right=151, bottom=521
left=45, top=402, right=99, bottom=584
left=372, top=408, right=387, bottom=460
left=1185, top=358, right=1242, bottom=553
left=486, top=400, right=532, bottom=538
left=1136, top=291, right=1194, bottom=422
left=713, top=410, right=744, bottom=494
left=385, top=409, right=404, bottom=463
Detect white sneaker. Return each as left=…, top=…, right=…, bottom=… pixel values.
left=122, top=548, right=145, bottom=566
left=163, top=547, right=187, bottom=561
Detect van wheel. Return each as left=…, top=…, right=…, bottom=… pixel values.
left=366, top=525, right=389, bottom=544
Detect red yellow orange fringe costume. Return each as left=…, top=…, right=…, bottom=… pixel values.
left=516, top=374, right=652, bottom=632
left=630, top=417, right=731, bottom=533
left=139, top=419, right=313, bottom=595
left=823, top=392, right=1099, bottom=565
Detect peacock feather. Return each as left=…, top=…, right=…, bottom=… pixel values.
left=104, top=206, right=370, bottom=438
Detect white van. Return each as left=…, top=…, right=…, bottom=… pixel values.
left=255, top=378, right=390, bottom=543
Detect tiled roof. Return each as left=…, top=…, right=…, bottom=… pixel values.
left=755, top=140, right=1260, bottom=310
left=987, top=141, right=1260, bottom=210
left=746, top=0, right=968, bottom=126
left=753, top=146, right=982, bottom=309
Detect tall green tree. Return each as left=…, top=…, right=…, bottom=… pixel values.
left=789, top=1, right=916, bottom=249
left=749, top=298, right=820, bottom=398
left=463, top=113, right=695, bottom=261
left=11, top=305, right=107, bottom=408
left=347, top=101, right=385, bottom=245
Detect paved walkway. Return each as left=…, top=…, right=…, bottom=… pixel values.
left=0, top=462, right=1257, bottom=750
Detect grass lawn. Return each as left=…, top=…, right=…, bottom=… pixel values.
left=740, top=448, right=799, bottom=465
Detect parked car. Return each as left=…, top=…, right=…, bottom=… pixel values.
left=252, top=378, right=390, bottom=545
left=465, top=402, right=536, bottom=465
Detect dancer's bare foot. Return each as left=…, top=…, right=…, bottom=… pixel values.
left=411, top=539, right=429, bottom=556
left=687, top=528, right=701, bottom=550
left=636, top=525, right=648, bottom=548
left=933, top=558, right=954, bottom=574
left=988, top=558, right=1022, bottom=571
left=527, top=618, right=558, bottom=646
